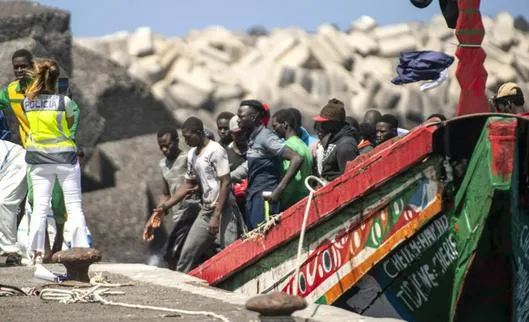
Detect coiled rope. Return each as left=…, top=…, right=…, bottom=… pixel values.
left=39, top=274, right=231, bottom=322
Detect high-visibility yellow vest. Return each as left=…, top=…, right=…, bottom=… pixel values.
left=23, top=94, right=76, bottom=164
left=6, top=80, right=30, bottom=147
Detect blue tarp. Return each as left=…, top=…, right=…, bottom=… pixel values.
left=391, top=51, right=454, bottom=85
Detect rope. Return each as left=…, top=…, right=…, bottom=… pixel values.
left=292, top=176, right=327, bottom=296
left=0, top=284, right=26, bottom=297
left=93, top=290, right=231, bottom=322
left=458, top=43, right=482, bottom=48
left=38, top=276, right=232, bottom=322
left=242, top=213, right=281, bottom=240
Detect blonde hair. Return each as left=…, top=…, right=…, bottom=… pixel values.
left=25, top=58, right=60, bottom=100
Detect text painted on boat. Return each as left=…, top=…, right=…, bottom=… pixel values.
left=382, top=215, right=458, bottom=312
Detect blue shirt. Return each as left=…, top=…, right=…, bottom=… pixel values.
left=299, top=126, right=317, bottom=147
left=246, top=125, right=285, bottom=198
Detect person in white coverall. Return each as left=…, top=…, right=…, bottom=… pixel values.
left=0, top=139, right=27, bottom=256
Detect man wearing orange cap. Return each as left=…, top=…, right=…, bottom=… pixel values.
left=492, top=82, right=526, bottom=116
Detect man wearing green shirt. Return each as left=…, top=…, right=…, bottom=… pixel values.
left=271, top=109, right=313, bottom=209
left=0, top=49, right=81, bottom=255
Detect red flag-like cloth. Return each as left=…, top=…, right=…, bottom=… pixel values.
left=455, top=0, right=489, bottom=116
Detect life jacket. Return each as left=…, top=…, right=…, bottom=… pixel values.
left=6, top=80, right=30, bottom=146
left=23, top=94, right=76, bottom=164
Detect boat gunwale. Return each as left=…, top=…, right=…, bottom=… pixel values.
left=190, top=123, right=438, bottom=285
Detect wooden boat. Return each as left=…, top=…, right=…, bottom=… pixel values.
left=190, top=114, right=529, bottom=321
left=190, top=1, right=529, bottom=321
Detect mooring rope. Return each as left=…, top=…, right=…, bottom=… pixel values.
left=292, top=176, right=327, bottom=296
left=0, top=284, right=27, bottom=297
left=242, top=213, right=282, bottom=240
left=39, top=275, right=232, bottom=322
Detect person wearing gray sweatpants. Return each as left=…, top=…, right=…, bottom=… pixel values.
left=143, top=117, right=244, bottom=273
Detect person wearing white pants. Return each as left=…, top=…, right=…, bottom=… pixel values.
left=23, top=58, right=89, bottom=264
left=28, top=163, right=89, bottom=254
left=0, top=140, right=27, bottom=256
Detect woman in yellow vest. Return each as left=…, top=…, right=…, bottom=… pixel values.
left=23, top=58, right=89, bottom=264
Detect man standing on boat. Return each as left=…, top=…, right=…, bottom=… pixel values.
left=364, top=109, right=408, bottom=137
left=237, top=99, right=303, bottom=230
left=289, top=107, right=317, bottom=148
left=313, top=98, right=359, bottom=182
left=363, top=110, right=382, bottom=128
left=493, top=82, right=526, bottom=116
left=144, top=117, right=243, bottom=272
left=271, top=109, right=313, bottom=210
left=358, top=123, right=376, bottom=154
left=376, top=114, right=399, bottom=146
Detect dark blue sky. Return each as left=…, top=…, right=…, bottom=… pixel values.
left=38, top=0, right=529, bottom=37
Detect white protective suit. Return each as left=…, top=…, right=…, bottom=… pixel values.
left=0, top=140, right=27, bottom=254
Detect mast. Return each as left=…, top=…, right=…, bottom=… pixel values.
left=455, top=0, right=489, bottom=115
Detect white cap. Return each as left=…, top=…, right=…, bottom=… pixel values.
left=229, top=115, right=241, bottom=133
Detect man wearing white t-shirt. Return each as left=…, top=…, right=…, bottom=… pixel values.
left=144, top=117, right=243, bottom=272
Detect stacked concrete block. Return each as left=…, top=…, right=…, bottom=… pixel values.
left=78, top=13, right=529, bottom=133
left=350, top=15, right=377, bottom=33
left=128, top=26, right=155, bottom=57
left=128, top=54, right=164, bottom=85
left=346, top=31, right=379, bottom=56
left=492, top=12, right=517, bottom=50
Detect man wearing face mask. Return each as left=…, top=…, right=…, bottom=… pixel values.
left=313, top=99, right=359, bottom=182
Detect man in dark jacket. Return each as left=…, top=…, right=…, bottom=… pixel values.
left=313, top=98, right=359, bottom=181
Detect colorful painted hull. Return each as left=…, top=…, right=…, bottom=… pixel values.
left=221, top=158, right=442, bottom=303
left=191, top=123, right=436, bottom=287
left=191, top=115, right=529, bottom=321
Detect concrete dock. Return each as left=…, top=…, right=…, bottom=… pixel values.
left=0, top=263, right=401, bottom=322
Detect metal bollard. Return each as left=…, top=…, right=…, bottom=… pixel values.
left=245, top=292, right=307, bottom=322
left=51, top=247, right=102, bottom=282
